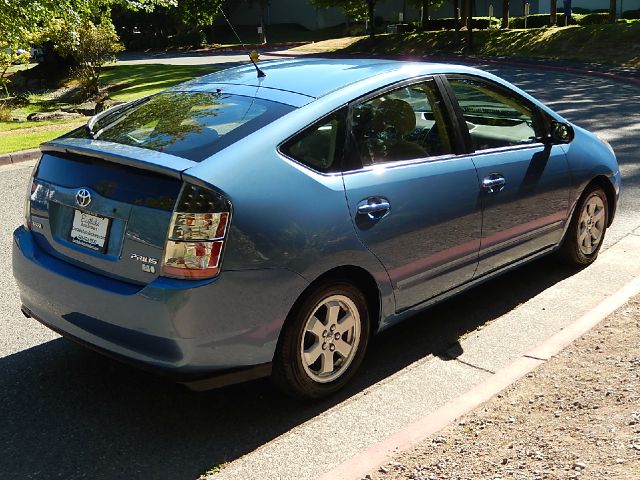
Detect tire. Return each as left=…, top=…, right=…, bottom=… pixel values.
left=272, top=281, right=370, bottom=399
left=557, top=184, right=609, bottom=267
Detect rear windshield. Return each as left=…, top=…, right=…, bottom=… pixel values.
left=66, top=91, right=294, bottom=162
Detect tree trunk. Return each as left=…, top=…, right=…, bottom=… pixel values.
left=550, top=0, right=557, bottom=25
left=453, top=0, right=460, bottom=46
left=502, top=0, right=510, bottom=28
left=461, top=0, right=468, bottom=27
left=367, top=0, right=376, bottom=39
left=609, top=0, right=617, bottom=22
left=420, top=0, right=429, bottom=30
left=466, top=0, right=473, bottom=52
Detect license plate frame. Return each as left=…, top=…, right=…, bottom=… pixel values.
left=70, top=209, right=111, bottom=253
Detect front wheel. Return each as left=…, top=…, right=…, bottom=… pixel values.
left=272, top=281, right=370, bottom=399
left=557, top=184, right=609, bottom=266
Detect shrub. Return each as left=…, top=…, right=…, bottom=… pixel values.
left=171, top=29, right=206, bottom=48
left=71, top=24, right=124, bottom=96
left=571, top=7, right=592, bottom=14
left=0, top=104, right=12, bottom=121
left=0, top=44, right=30, bottom=97
left=509, top=13, right=582, bottom=28
left=124, top=32, right=170, bottom=51
left=422, top=16, right=500, bottom=31
left=36, top=20, right=124, bottom=97
left=623, top=9, right=640, bottom=19
left=578, top=13, right=610, bottom=25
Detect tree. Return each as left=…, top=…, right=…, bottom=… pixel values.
left=501, top=0, right=510, bottom=28
left=39, top=20, right=124, bottom=95
left=408, top=0, right=445, bottom=30
left=609, top=0, right=617, bottom=22
left=175, top=0, right=223, bottom=31
left=310, top=0, right=381, bottom=39
left=550, top=0, right=557, bottom=26
left=465, top=0, right=473, bottom=51
left=0, top=0, right=176, bottom=48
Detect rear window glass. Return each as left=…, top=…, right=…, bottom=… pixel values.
left=66, top=92, right=294, bottom=162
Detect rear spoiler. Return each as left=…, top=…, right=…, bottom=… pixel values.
left=40, top=138, right=196, bottom=180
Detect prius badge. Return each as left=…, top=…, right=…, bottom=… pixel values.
left=76, top=188, right=92, bottom=208
left=131, top=253, right=159, bottom=274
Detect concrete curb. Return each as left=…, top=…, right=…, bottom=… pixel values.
left=317, top=273, right=640, bottom=480
left=267, top=50, right=640, bottom=88
left=0, top=148, right=40, bottom=166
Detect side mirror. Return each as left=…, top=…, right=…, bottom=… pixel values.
left=550, top=121, right=574, bottom=144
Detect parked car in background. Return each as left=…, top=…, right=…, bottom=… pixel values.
left=13, top=58, right=620, bottom=398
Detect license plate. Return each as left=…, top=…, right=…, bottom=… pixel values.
left=70, top=210, right=110, bottom=252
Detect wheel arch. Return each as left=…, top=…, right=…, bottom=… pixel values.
left=279, top=265, right=383, bottom=345
left=587, top=175, right=617, bottom=226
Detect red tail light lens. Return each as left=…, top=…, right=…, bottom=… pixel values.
left=162, top=184, right=231, bottom=279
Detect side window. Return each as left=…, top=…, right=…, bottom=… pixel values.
left=448, top=77, right=544, bottom=151
left=351, top=80, right=453, bottom=166
left=281, top=109, right=347, bottom=173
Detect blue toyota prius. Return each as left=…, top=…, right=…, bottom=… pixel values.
left=13, top=58, right=620, bottom=398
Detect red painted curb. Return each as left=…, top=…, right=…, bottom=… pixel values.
left=317, top=274, right=640, bottom=480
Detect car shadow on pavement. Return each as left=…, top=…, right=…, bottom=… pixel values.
left=0, top=255, right=578, bottom=480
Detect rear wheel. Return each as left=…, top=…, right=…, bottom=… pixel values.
left=557, top=184, right=608, bottom=266
left=272, top=281, right=370, bottom=399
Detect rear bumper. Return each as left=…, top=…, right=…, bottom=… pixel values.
left=13, top=226, right=308, bottom=384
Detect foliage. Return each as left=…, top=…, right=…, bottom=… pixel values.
left=509, top=13, right=581, bottom=28
left=174, top=0, right=223, bottom=28
left=0, top=0, right=177, bottom=47
left=0, top=105, right=12, bottom=121
left=38, top=20, right=124, bottom=96
left=623, top=9, right=640, bottom=19
left=407, top=0, right=447, bottom=29
left=579, top=13, right=611, bottom=25
left=172, top=29, right=208, bottom=48
left=0, top=46, right=31, bottom=98
left=309, top=0, right=368, bottom=20
left=422, top=16, right=500, bottom=30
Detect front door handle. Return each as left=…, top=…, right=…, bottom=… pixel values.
left=482, top=174, right=506, bottom=194
left=357, top=197, right=391, bottom=220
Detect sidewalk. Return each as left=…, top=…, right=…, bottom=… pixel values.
left=364, top=294, right=640, bottom=480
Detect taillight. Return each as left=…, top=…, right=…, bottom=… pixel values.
left=23, top=178, right=37, bottom=230
left=162, top=183, right=231, bottom=279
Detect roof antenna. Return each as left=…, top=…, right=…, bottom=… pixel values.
left=218, top=6, right=266, bottom=78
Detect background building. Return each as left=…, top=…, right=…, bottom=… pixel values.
left=224, top=0, right=639, bottom=31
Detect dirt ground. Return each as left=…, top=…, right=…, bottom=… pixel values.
left=365, top=295, right=640, bottom=480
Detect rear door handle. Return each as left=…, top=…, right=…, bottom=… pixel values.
left=357, top=197, right=391, bottom=220
left=482, top=174, right=506, bottom=193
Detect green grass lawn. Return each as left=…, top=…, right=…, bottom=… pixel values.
left=0, top=128, right=79, bottom=155
left=0, top=63, right=217, bottom=154
left=101, top=63, right=216, bottom=102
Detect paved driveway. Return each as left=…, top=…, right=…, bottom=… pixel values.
left=1, top=58, right=639, bottom=480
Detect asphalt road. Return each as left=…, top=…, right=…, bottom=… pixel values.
left=1, top=58, right=639, bottom=480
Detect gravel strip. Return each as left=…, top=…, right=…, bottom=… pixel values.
left=366, top=295, right=640, bottom=480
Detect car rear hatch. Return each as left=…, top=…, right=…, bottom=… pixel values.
left=29, top=139, right=194, bottom=285
left=26, top=89, right=295, bottom=284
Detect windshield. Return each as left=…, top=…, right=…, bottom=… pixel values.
left=67, top=91, right=294, bottom=162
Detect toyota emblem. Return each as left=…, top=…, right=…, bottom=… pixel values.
left=76, top=189, right=92, bottom=208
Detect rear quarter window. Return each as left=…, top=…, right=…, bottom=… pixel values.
left=67, top=92, right=294, bottom=162
left=280, top=108, right=347, bottom=173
